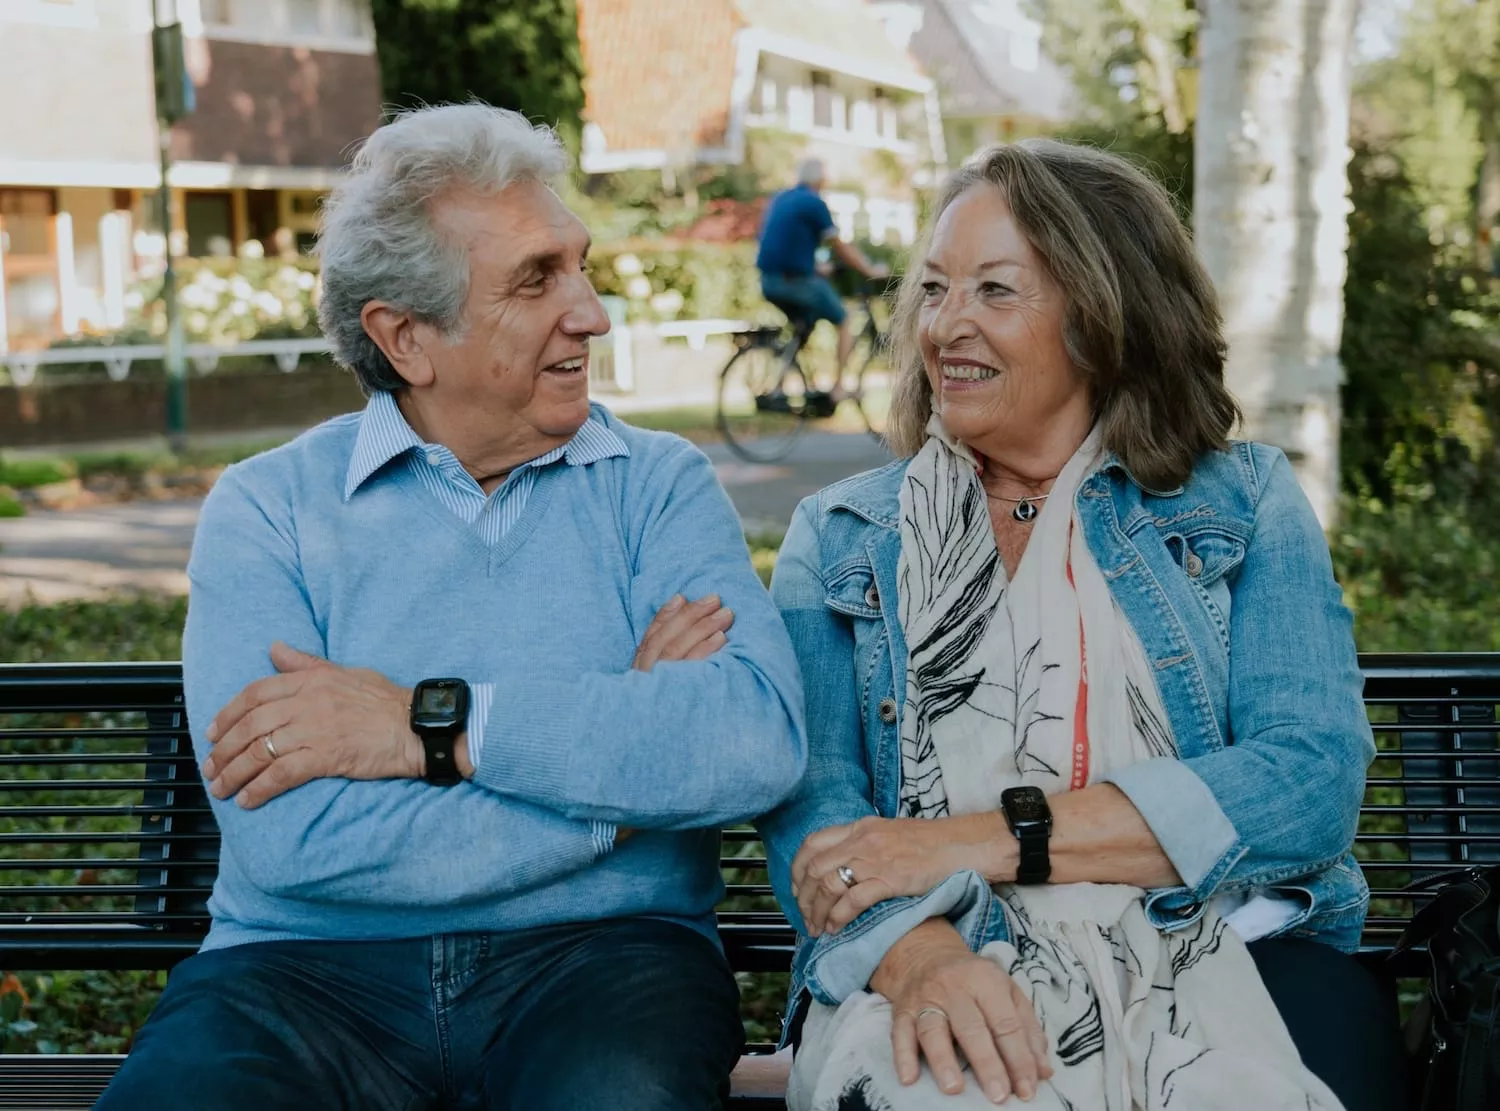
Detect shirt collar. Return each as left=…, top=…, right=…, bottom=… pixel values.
left=344, top=390, right=629, bottom=500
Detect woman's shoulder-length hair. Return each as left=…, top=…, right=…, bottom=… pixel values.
left=886, top=139, right=1240, bottom=492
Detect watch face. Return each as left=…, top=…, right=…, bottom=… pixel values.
left=1004, top=786, right=1051, bottom=824
left=413, top=679, right=467, bottom=726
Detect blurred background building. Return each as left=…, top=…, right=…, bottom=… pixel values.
left=0, top=0, right=381, bottom=353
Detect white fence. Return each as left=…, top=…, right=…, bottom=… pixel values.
left=0, top=338, right=334, bottom=387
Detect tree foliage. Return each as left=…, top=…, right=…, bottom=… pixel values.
left=369, top=0, right=585, bottom=148
left=1357, top=0, right=1500, bottom=262
left=1030, top=0, right=1198, bottom=132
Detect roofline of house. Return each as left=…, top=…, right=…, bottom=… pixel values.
left=581, top=26, right=937, bottom=176
left=578, top=147, right=741, bottom=173
left=738, top=28, right=931, bottom=94
left=0, top=160, right=347, bottom=191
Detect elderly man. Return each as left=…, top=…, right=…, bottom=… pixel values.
left=96, top=103, right=807, bottom=1111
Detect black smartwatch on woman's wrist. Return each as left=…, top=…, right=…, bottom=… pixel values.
left=410, top=678, right=469, bottom=786
left=1001, top=786, right=1054, bottom=884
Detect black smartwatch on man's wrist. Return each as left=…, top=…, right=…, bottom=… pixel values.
left=410, top=678, right=470, bottom=786
left=1001, top=786, right=1054, bottom=884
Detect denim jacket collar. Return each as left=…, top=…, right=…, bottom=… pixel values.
left=821, top=448, right=1187, bottom=531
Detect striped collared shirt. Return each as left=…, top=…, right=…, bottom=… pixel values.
left=344, top=390, right=630, bottom=771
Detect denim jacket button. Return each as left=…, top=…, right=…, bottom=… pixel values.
left=878, top=697, right=898, bottom=724
left=865, top=585, right=880, bottom=609
left=1184, top=552, right=1204, bottom=577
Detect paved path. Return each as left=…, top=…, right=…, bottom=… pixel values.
left=0, top=432, right=892, bottom=606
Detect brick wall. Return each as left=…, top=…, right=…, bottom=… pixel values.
left=0, top=363, right=366, bottom=447
left=172, top=40, right=383, bottom=169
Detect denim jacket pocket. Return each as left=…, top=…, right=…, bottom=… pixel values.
left=1164, top=526, right=1246, bottom=649
left=824, top=561, right=882, bottom=620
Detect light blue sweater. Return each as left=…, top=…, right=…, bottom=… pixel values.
left=182, top=401, right=807, bottom=952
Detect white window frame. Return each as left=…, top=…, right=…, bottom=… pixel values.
left=183, top=0, right=374, bottom=54
left=785, top=84, right=814, bottom=133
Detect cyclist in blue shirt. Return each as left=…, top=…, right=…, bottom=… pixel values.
left=757, top=158, right=888, bottom=377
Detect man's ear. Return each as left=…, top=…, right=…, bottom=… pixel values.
left=361, top=302, right=436, bottom=388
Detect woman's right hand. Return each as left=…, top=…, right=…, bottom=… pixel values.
left=870, top=919, right=1052, bottom=1104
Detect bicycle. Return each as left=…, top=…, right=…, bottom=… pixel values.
left=715, top=278, right=894, bottom=464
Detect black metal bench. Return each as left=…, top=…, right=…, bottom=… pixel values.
left=2, top=655, right=1498, bottom=1109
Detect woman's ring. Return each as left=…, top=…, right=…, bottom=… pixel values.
left=261, top=733, right=280, bottom=760
left=915, top=1006, right=949, bottom=1024
left=836, top=864, right=856, bottom=887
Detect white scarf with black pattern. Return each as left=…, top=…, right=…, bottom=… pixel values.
left=787, top=420, right=1342, bottom=1111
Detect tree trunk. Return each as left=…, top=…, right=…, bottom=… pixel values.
left=1193, top=0, right=1361, bottom=527
left=1476, top=87, right=1500, bottom=274
left=1119, top=0, right=1190, bottom=133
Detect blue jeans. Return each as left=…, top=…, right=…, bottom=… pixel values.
left=760, top=272, right=847, bottom=327
left=96, top=918, right=743, bottom=1111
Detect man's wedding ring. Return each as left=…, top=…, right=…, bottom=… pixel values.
left=915, top=1006, right=949, bottom=1024
left=261, top=733, right=280, bottom=760
left=836, top=864, right=856, bottom=887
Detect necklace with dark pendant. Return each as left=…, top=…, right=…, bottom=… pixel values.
left=984, top=489, right=1051, bottom=522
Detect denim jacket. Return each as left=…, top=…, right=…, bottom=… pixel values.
left=756, top=441, right=1375, bottom=1044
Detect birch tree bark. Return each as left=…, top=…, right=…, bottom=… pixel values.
left=1194, top=0, right=1361, bottom=526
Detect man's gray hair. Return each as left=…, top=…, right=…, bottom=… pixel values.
left=316, top=102, right=570, bottom=393
left=795, top=157, right=827, bottom=187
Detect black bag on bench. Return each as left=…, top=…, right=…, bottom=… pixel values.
left=1393, top=866, right=1500, bottom=1110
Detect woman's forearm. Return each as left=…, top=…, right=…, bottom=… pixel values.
left=1048, top=784, right=1181, bottom=887
left=972, top=784, right=1181, bottom=889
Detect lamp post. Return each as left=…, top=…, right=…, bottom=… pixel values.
left=151, top=0, right=192, bottom=452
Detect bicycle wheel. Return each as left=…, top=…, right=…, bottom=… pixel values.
left=716, top=343, right=811, bottom=463
left=850, top=326, right=893, bottom=444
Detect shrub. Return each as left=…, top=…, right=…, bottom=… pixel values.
left=0, top=457, right=74, bottom=490
left=126, top=258, right=321, bottom=345
left=591, top=239, right=907, bottom=325
left=590, top=240, right=770, bottom=324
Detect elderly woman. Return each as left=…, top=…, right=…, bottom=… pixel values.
left=758, top=141, right=1403, bottom=1111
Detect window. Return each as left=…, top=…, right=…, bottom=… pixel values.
left=184, top=192, right=234, bottom=258
left=874, top=89, right=900, bottom=141
left=325, top=0, right=366, bottom=36
left=786, top=85, right=813, bottom=131
left=851, top=99, right=877, bottom=138
left=198, top=0, right=370, bottom=44
left=811, top=71, right=834, bottom=130
left=286, top=0, right=322, bottom=35
left=757, top=76, right=778, bottom=117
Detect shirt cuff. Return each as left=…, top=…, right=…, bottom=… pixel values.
left=465, top=682, right=495, bottom=772
left=1103, top=756, right=1245, bottom=896
left=590, top=820, right=618, bottom=856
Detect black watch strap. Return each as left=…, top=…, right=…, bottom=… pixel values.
left=1015, top=827, right=1052, bottom=885
left=419, top=730, right=463, bottom=786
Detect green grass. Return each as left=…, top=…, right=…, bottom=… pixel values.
left=0, top=457, right=74, bottom=489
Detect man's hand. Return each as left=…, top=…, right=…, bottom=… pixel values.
left=200, top=642, right=419, bottom=809
left=871, top=920, right=1051, bottom=1103
left=791, top=814, right=1015, bottom=936
left=632, top=594, right=734, bottom=672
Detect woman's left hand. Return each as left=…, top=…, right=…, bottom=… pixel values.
left=791, top=814, right=1011, bottom=936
